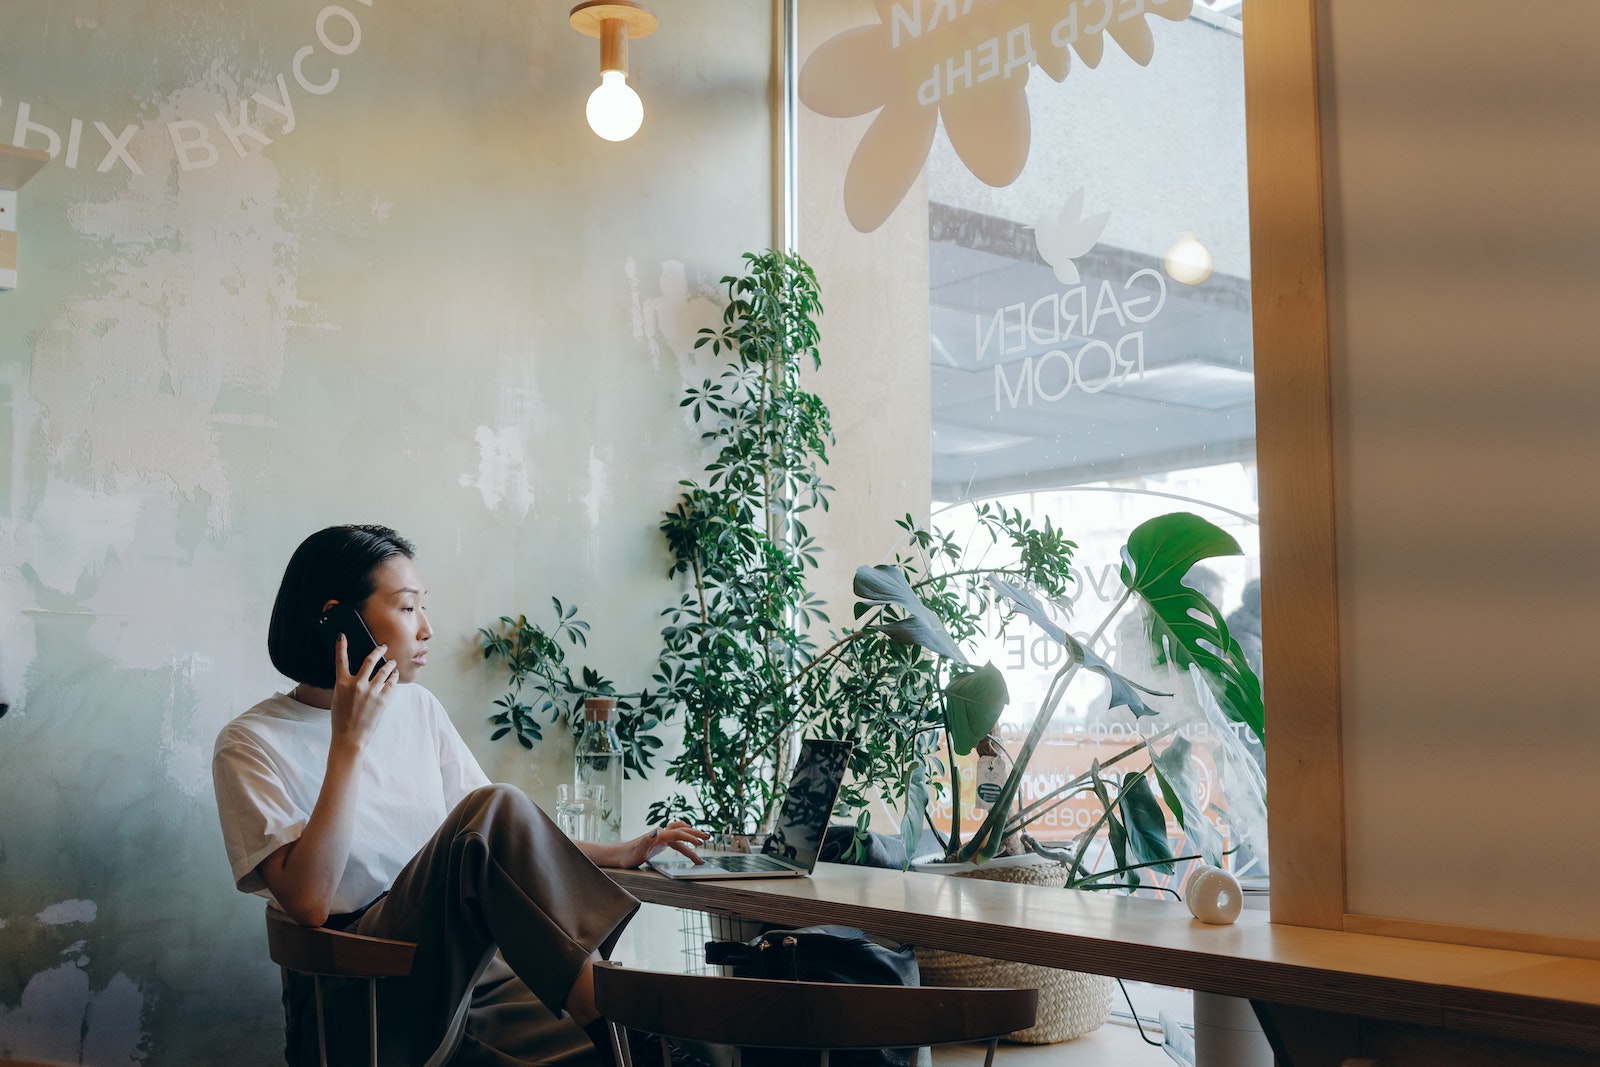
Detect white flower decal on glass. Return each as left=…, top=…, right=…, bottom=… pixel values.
left=800, top=0, right=1193, bottom=233
left=1033, top=187, right=1110, bottom=285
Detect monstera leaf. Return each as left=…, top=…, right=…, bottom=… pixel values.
left=1119, top=513, right=1264, bottom=741
left=944, top=662, right=1009, bottom=755
left=853, top=565, right=968, bottom=663
left=987, top=575, right=1162, bottom=718
left=1083, top=764, right=1174, bottom=883
left=900, top=761, right=928, bottom=864
left=1150, top=735, right=1223, bottom=867
left=1119, top=774, right=1176, bottom=876
left=1087, top=761, right=1128, bottom=872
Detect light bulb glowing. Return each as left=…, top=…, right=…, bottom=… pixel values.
left=586, top=69, right=643, bottom=142
left=1163, top=231, right=1214, bottom=286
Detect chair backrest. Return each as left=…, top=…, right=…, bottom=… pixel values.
left=263, top=906, right=470, bottom=1067
left=264, top=905, right=417, bottom=979
left=592, top=962, right=1037, bottom=1050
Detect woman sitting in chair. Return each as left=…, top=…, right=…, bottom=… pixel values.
left=213, top=524, right=707, bottom=1066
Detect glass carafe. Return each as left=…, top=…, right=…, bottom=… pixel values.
left=573, top=696, right=624, bottom=842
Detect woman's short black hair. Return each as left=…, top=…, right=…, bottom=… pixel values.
left=268, top=525, right=415, bottom=688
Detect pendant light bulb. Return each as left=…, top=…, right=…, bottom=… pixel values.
left=1163, top=231, right=1214, bottom=286
left=586, top=69, right=643, bottom=142
left=569, top=3, right=656, bottom=143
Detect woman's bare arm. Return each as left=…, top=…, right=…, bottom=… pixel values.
left=258, top=638, right=397, bottom=926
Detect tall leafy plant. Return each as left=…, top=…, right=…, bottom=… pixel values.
left=640, top=251, right=1083, bottom=841
left=646, top=250, right=833, bottom=835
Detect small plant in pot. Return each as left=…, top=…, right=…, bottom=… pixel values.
left=634, top=248, right=1094, bottom=858
left=478, top=249, right=829, bottom=850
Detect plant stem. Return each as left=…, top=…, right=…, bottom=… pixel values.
left=944, top=716, right=962, bottom=857
left=735, top=733, right=750, bottom=831
left=747, top=618, right=881, bottom=756
left=909, top=565, right=1033, bottom=590
left=1006, top=723, right=1182, bottom=831
left=1062, top=763, right=1159, bottom=885
left=700, top=676, right=718, bottom=797
left=782, top=621, right=876, bottom=691
left=691, top=554, right=709, bottom=626
left=1089, top=588, right=1133, bottom=646
left=956, top=657, right=1080, bottom=861
left=1068, top=853, right=1201, bottom=888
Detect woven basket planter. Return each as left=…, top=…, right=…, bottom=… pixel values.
left=913, top=857, right=1113, bottom=1044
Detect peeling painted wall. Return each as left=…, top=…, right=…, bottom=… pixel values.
left=0, top=1, right=772, bottom=1060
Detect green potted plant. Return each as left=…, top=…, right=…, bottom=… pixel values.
left=644, top=248, right=834, bottom=841
left=476, top=249, right=832, bottom=847
left=638, top=248, right=1092, bottom=857
left=797, top=507, right=1077, bottom=856
left=826, top=509, right=1267, bottom=1044
left=852, top=510, right=1266, bottom=880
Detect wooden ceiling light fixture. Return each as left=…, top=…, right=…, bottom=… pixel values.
left=568, top=1, right=658, bottom=142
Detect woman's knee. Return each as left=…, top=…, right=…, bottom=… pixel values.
left=466, top=781, right=524, bottom=807
left=453, top=783, right=553, bottom=851
left=458, top=782, right=533, bottom=825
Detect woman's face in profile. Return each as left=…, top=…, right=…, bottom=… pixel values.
left=358, top=555, right=432, bottom=684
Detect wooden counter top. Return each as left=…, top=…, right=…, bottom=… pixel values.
left=609, top=863, right=1600, bottom=1053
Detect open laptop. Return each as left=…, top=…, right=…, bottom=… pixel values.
left=648, top=739, right=853, bottom=880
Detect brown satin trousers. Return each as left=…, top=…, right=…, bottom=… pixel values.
left=282, top=783, right=640, bottom=1066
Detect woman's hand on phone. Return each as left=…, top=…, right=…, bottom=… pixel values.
left=329, top=635, right=398, bottom=753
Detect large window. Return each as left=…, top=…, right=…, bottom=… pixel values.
left=799, top=0, right=1261, bottom=891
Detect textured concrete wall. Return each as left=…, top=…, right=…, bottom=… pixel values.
left=0, top=1, right=772, bottom=1061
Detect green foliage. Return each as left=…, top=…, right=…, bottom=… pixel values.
left=478, top=601, right=662, bottom=778
left=646, top=249, right=835, bottom=835
left=642, top=250, right=1084, bottom=843
left=1151, top=735, right=1224, bottom=867
left=944, top=663, right=1009, bottom=755
left=473, top=242, right=1267, bottom=904
left=1121, top=513, right=1265, bottom=741
left=806, top=506, right=1079, bottom=858
left=852, top=564, right=969, bottom=662
left=864, top=511, right=1267, bottom=893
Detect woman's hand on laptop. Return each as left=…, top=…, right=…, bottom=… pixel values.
left=602, top=821, right=710, bottom=869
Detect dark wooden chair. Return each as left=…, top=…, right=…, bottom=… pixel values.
left=593, top=961, right=1038, bottom=1067
left=264, top=904, right=465, bottom=1067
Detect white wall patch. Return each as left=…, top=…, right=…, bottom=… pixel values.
left=580, top=447, right=610, bottom=530
left=36, top=899, right=98, bottom=925
left=458, top=426, right=535, bottom=519
left=630, top=258, right=721, bottom=373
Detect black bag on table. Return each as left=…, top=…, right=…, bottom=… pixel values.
left=704, top=925, right=920, bottom=1067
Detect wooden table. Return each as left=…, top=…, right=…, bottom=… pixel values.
left=610, top=863, right=1600, bottom=1066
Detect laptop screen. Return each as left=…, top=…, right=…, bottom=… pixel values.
left=760, top=739, right=853, bottom=872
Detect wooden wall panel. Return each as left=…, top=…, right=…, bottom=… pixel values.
left=1243, top=0, right=1344, bottom=929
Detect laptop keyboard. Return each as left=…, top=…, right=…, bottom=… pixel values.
left=708, top=854, right=794, bottom=873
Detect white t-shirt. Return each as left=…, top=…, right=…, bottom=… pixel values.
left=213, top=684, right=490, bottom=915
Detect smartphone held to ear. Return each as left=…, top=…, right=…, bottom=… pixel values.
left=317, top=603, right=387, bottom=679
